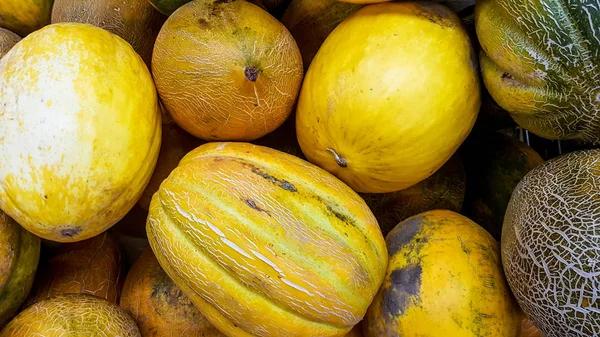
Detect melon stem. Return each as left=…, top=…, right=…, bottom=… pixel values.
left=326, top=148, right=347, bottom=167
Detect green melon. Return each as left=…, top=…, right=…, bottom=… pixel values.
left=502, top=149, right=600, bottom=337
left=361, top=154, right=465, bottom=236
left=462, top=132, right=544, bottom=241
left=476, top=0, right=600, bottom=144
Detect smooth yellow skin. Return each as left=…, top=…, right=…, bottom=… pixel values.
left=296, top=2, right=480, bottom=193
left=365, top=210, right=520, bottom=337
left=147, top=142, right=387, bottom=337
left=0, top=0, right=54, bottom=37
left=0, top=23, right=161, bottom=243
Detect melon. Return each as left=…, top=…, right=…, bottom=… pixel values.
left=0, top=28, right=20, bottom=59
left=27, top=232, right=124, bottom=305
left=281, top=0, right=361, bottom=71
left=364, top=210, right=520, bottom=337
left=152, top=0, right=303, bottom=142
left=120, top=246, right=225, bottom=337
left=295, top=2, right=480, bottom=193
left=475, top=0, right=600, bottom=144
left=462, top=132, right=543, bottom=241
left=51, top=0, right=166, bottom=67
left=0, top=0, right=54, bottom=37
left=0, top=211, right=40, bottom=326
left=148, top=0, right=192, bottom=15
left=0, top=293, right=141, bottom=336
left=138, top=107, right=202, bottom=211
left=362, top=154, right=465, bottom=236
left=502, top=149, right=600, bottom=337
left=519, top=314, right=544, bottom=337
left=146, top=142, right=388, bottom=337
left=0, top=23, right=162, bottom=243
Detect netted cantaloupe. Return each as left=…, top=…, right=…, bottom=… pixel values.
left=147, top=142, right=388, bottom=337
left=0, top=23, right=162, bottom=243
left=152, top=0, right=303, bottom=142
left=0, top=28, right=20, bottom=59
left=0, top=0, right=54, bottom=37
left=51, top=0, right=165, bottom=67
left=0, top=293, right=140, bottom=336
left=502, top=149, right=600, bottom=337
left=120, top=247, right=225, bottom=337
left=295, top=2, right=480, bottom=193
left=27, top=232, right=124, bottom=305
left=0, top=211, right=40, bottom=326
left=365, top=210, right=521, bottom=337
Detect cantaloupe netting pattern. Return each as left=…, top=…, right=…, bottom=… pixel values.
left=502, top=149, right=600, bottom=337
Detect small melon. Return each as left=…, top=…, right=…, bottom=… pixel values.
left=0, top=28, right=20, bottom=59
left=0, top=0, right=54, bottom=37
left=120, top=247, right=225, bottom=337
left=51, top=0, right=166, bottom=67
left=462, top=132, right=543, bottom=241
left=26, top=232, right=124, bottom=306
left=0, top=293, right=141, bottom=336
left=281, top=0, right=361, bottom=71
left=362, top=154, right=465, bottom=236
left=0, top=211, right=40, bottom=326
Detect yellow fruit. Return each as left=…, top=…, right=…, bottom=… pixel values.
left=296, top=2, right=480, bottom=193
left=364, top=210, right=520, bottom=337
left=51, top=0, right=165, bottom=67
left=0, top=28, right=20, bottom=59
left=0, top=23, right=162, bottom=243
left=120, top=247, right=226, bottom=337
left=0, top=293, right=141, bottom=336
left=0, top=211, right=40, bottom=326
left=0, top=0, right=54, bottom=37
left=152, top=0, right=303, bottom=141
left=147, top=142, right=387, bottom=337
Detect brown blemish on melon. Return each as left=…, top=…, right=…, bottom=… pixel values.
left=60, top=227, right=82, bottom=238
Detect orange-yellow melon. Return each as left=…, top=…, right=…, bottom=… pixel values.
left=152, top=0, right=303, bottom=141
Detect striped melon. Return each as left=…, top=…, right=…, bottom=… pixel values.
left=146, top=142, right=388, bottom=337
left=476, top=0, right=600, bottom=144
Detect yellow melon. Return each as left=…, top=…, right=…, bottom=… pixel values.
left=147, top=142, right=388, bottom=337
left=0, top=23, right=161, bottom=242
left=295, top=2, right=480, bottom=193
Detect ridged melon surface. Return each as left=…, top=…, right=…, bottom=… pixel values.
left=476, top=0, right=600, bottom=144
left=147, top=142, right=388, bottom=337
